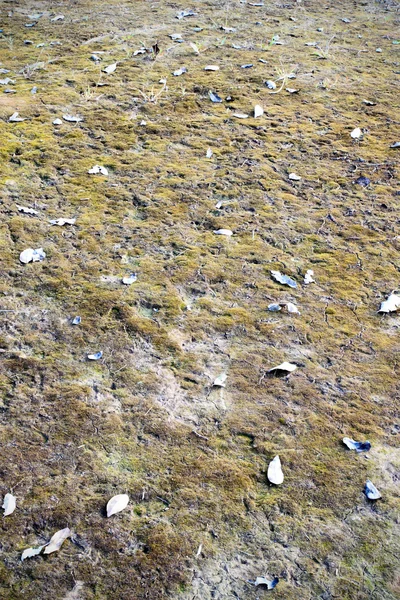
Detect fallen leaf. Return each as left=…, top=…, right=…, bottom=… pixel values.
left=270, top=270, right=297, bottom=288
left=365, top=480, right=381, bottom=500
left=43, top=527, right=71, bottom=554
left=213, top=229, right=233, bottom=236
left=378, top=292, right=400, bottom=313
left=21, top=546, right=44, bottom=561
left=19, top=248, right=46, bottom=264
left=343, top=437, right=371, bottom=452
left=106, top=493, right=129, bottom=517
left=2, top=493, right=16, bottom=516
left=87, top=351, right=103, bottom=360
left=267, top=455, right=284, bottom=485
left=254, top=105, right=263, bottom=118
left=88, top=165, right=108, bottom=175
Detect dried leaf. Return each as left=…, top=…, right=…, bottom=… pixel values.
left=343, top=437, right=371, bottom=452
left=213, top=229, right=233, bottom=236
left=49, top=218, right=76, bottom=226
left=270, top=270, right=297, bottom=288
left=21, top=546, right=44, bottom=561
left=103, top=63, right=117, bottom=74
left=213, top=373, right=227, bottom=387
left=43, top=527, right=71, bottom=554
left=378, top=292, right=400, bottom=313
left=267, top=455, right=284, bottom=485
left=254, top=105, right=263, bottom=118
left=2, top=493, right=16, bottom=516
left=87, top=351, right=103, bottom=360
left=88, top=165, right=108, bottom=175
left=20, top=248, right=46, bottom=264
left=106, top=493, right=129, bottom=517
left=365, top=480, right=381, bottom=500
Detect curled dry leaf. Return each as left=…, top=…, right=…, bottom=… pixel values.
left=270, top=270, right=297, bottom=288
left=2, top=493, right=16, bottom=516
left=365, top=480, right=381, bottom=500
left=378, top=292, right=400, bottom=313
left=213, top=229, right=233, bottom=236
left=43, top=527, right=71, bottom=554
left=106, top=493, right=129, bottom=517
left=267, top=455, right=284, bottom=485
left=343, top=437, right=371, bottom=452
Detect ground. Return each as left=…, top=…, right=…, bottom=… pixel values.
left=0, top=0, right=399, bottom=599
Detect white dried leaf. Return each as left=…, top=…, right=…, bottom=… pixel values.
left=43, top=527, right=71, bottom=554
left=9, top=112, right=25, bottom=122
left=213, top=229, right=233, bottom=236
left=267, top=455, right=284, bottom=485
left=254, top=105, right=263, bottom=118
left=103, top=63, right=117, bottom=74
left=21, top=545, right=44, bottom=561
left=2, top=493, right=16, bottom=516
left=206, top=148, right=213, bottom=158
left=213, top=373, right=227, bottom=387
left=17, top=205, right=38, bottom=215
left=88, top=165, right=108, bottom=175
left=378, top=292, right=400, bottom=313
left=289, top=173, right=301, bottom=181
left=20, top=248, right=46, bottom=264
left=351, top=127, right=362, bottom=139
left=106, top=493, right=129, bottom=517
left=204, top=65, right=219, bottom=71
left=49, top=218, right=76, bottom=226
left=63, top=114, right=83, bottom=123
left=304, top=269, right=315, bottom=284
left=268, top=362, right=297, bottom=375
